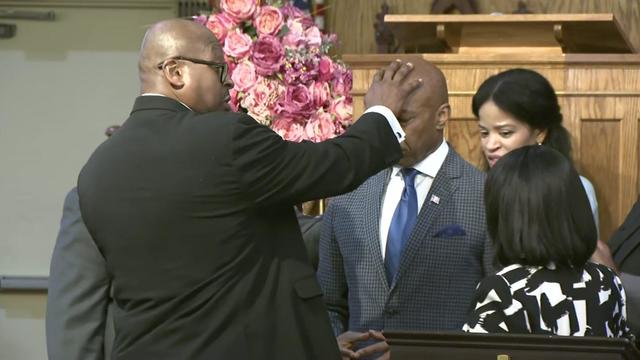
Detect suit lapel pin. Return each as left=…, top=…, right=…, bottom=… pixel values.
left=430, top=195, right=440, bottom=204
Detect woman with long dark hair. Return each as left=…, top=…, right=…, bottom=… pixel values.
left=463, top=146, right=631, bottom=337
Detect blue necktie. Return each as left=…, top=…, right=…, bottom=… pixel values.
left=385, top=168, right=419, bottom=285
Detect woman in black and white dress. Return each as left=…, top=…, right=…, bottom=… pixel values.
left=463, top=145, right=632, bottom=337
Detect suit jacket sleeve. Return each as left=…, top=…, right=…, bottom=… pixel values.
left=231, top=112, right=401, bottom=207
left=46, top=188, right=111, bottom=360
left=317, top=201, right=349, bottom=335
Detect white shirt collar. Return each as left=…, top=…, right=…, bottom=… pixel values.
left=141, top=93, right=192, bottom=111
left=391, top=139, right=449, bottom=178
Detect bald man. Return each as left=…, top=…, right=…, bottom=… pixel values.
left=317, top=59, right=494, bottom=359
left=76, top=19, right=422, bottom=360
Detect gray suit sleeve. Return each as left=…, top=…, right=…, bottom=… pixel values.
left=46, top=188, right=111, bottom=360
left=620, top=272, right=640, bottom=336
left=316, top=202, right=348, bottom=336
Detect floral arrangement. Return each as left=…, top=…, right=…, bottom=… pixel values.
left=195, top=0, right=353, bottom=142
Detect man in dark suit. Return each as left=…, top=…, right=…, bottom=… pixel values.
left=77, top=19, right=422, bottom=360
left=317, top=60, right=494, bottom=359
left=608, top=199, right=640, bottom=335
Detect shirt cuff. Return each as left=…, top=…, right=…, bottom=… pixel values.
left=364, top=105, right=405, bottom=143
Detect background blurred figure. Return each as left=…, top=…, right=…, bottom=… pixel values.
left=46, top=125, right=120, bottom=360
left=464, top=145, right=631, bottom=337
left=473, top=68, right=600, bottom=235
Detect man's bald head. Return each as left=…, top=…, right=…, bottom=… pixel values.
left=139, top=19, right=222, bottom=90
left=396, top=59, right=451, bottom=167
left=137, top=19, right=232, bottom=112
left=405, top=59, right=448, bottom=109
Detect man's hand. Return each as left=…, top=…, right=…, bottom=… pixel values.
left=337, top=331, right=370, bottom=359
left=354, top=330, right=390, bottom=360
left=337, top=330, right=390, bottom=359
left=364, top=59, right=423, bottom=116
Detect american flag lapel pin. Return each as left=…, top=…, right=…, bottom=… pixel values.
left=430, top=195, right=440, bottom=204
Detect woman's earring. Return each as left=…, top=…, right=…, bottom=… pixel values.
left=537, top=142, right=542, bottom=146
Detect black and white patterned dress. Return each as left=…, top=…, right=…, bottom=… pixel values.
left=463, top=262, right=632, bottom=337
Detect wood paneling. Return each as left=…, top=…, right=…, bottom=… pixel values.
left=327, top=0, right=640, bottom=55
left=576, top=102, right=622, bottom=241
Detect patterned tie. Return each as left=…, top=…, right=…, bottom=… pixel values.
left=385, top=168, right=419, bottom=285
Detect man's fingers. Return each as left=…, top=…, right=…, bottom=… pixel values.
left=391, top=61, right=414, bottom=81
left=368, top=330, right=387, bottom=341
left=354, top=340, right=390, bottom=358
left=340, top=347, right=359, bottom=359
left=402, top=77, right=423, bottom=96
left=382, top=59, right=403, bottom=81
left=337, top=331, right=371, bottom=348
left=373, top=68, right=384, bottom=82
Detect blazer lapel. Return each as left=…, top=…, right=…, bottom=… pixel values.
left=390, top=150, right=461, bottom=291
left=363, top=169, right=392, bottom=291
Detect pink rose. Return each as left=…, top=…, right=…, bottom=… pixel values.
left=223, top=29, right=253, bottom=59
left=283, top=19, right=305, bottom=48
left=228, top=88, right=240, bottom=112
left=305, top=110, right=336, bottom=142
left=277, top=84, right=315, bottom=117
left=231, top=60, right=257, bottom=92
left=241, top=78, right=283, bottom=124
left=305, top=26, right=322, bottom=47
left=206, top=13, right=235, bottom=43
left=272, top=118, right=306, bottom=142
left=254, top=6, right=284, bottom=36
left=308, top=81, right=330, bottom=108
left=251, top=35, right=284, bottom=76
left=318, top=56, right=334, bottom=81
left=330, top=96, right=353, bottom=125
left=220, top=0, right=257, bottom=23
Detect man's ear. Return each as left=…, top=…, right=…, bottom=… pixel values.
left=161, top=59, right=185, bottom=89
left=435, top=103, right=451, bottom=130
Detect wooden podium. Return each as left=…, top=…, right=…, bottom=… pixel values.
left=384, top=331, right=640, bottom=360
left=344, top=14, right=640, bottom=241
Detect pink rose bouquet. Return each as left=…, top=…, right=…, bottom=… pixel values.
left=195, top=0, right=353, bottom=142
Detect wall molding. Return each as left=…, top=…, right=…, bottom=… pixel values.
left=0, top=0, right=176, bottom=10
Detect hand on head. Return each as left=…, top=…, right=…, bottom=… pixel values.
left=366, top=59, right=451, bottom=168
left=364, top=59, right=423, bottom=115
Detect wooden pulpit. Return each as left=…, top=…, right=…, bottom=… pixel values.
left=344, top=13, right=640, bottom=241
left=384, top=331, right=640, bottom=360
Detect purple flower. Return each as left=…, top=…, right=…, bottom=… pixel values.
left=251, top=35, right=284, bottom=76
left=276, top=84, right=315, bottom=118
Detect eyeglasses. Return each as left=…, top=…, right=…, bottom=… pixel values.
left=157, top=56, right=228, bottom=83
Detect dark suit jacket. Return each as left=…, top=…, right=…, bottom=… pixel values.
left=77, top=96, right=401, bottom=360
left=609, top=199, right=640, bottom=335
left=46, top=188, right=114, bottom=360
left=318, top=148, right=494, bottom=335
left=296, top=209, right=323, bottom=271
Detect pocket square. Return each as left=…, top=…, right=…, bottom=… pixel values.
left=434, top=224, right=466, bottom=238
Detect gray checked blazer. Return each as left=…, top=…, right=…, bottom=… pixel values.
left=317, top=147, right=494, bottom=335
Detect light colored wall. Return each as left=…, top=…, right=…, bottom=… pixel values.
left=0, top=1, right=176, bottom=359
